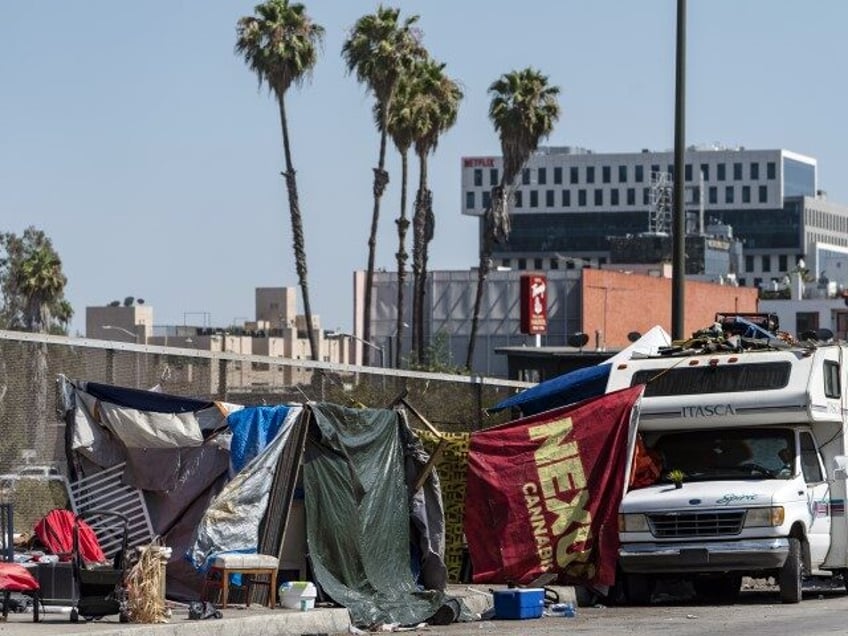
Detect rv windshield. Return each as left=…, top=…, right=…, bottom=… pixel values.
left=650, top=428, right=795, bottom=482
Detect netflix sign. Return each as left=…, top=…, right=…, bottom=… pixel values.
left=520, top=274, right=548, bottom=335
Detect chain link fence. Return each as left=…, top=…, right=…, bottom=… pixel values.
left=0, top=329, right=531, bottom=535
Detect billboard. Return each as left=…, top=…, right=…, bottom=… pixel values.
left=520, top=274, right=548, bottom=335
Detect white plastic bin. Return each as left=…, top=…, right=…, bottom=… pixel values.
left=278, top=581, right=317, bottom=610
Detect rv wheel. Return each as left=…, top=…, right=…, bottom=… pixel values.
left=779, top=537, right=803, bottom=604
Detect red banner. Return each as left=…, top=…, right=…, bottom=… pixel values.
left=464, top=385, right=644, bottom=586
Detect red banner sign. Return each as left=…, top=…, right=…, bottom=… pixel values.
left=520, top=274, right=548, bottom=335
left=464, top=385, right=644, bottom=586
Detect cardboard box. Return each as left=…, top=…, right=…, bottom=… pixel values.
left=493, top=588, right=544, bottom=619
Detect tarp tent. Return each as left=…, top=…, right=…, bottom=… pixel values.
left=489, top=325, right=671, bottom=416
left=60, top=378, right=459, bottom=627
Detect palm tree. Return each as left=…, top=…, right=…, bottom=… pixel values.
left=342, top=6, right=422, bottom=365
left=407, top=58, right=462, bottom=363
left=380, top=73, right=416, bottom=367
left=465, top=68, right=560, bottom=370
left=0, top=227, right=71, bottom=455
left=236, top=0, right=324, bottom=361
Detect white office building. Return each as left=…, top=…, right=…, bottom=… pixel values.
left=460, top=146, right=848, bottom=289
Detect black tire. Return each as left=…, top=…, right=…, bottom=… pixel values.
left=779, top=536, right=803, bottom=604
left=693, top=574, right=742, bottom=604
left=625, top=573, right=654, bottom=605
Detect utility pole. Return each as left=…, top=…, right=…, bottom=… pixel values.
left=672, top=0, right=687, bottom=340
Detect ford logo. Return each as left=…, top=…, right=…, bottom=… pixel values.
left=689, top=499, right=701, bottom=505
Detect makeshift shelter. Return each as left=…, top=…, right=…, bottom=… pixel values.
left=59, top=378, right=460, bottom=627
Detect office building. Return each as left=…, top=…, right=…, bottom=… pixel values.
left=461, top=146, right=848, bottom=289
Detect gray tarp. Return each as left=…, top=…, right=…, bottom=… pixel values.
left=303, top=403, right=454, bottom=628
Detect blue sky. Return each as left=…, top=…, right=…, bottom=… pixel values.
left=2, top=1, right=846, bottom=335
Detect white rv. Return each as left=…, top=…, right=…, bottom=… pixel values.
left=607, top=339, right=848, bottom=604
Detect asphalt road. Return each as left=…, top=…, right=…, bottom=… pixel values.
left=429, top=587, right=848, bottom=636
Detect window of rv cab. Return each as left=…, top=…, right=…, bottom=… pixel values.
left=824, top=360, right=840, bottom=399
left=648, top=428, right=796, bottom=482
left=632, top=361, right=791, bottom=396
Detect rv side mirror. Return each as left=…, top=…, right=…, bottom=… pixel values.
left=834, top=455, right=848, bottom=480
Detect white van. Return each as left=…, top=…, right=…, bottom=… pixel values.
left=607, top=342, right=848, bottom=604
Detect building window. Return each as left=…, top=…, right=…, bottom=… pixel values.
left=482, top=191, right=491, bottom=209
left=745, top=255, right=754, bottom=272
left=691, top=186, right=700, bottom=204
left=779, top=254, right=788, bottom=271
left=517, top=258, right=527, bottom=270
left=501, top=258, right=510, bottom=268
left=742, top=185, right=751, bottom=203
left=586, top=166, right=595, bottom=183
left=554, top=166, right=563, bottom=184
left=796, top=311, right=819, bottom=335
left=473, top=169, right=482, bottom=186
left=545, top=189, right=554, bottom=207
left=627, top=188, right=636, bottom=205
left=602, top=166, right=611, bottom=183
left=733, top=162, right=743, bottom=180
left=750, top=162, right=760, bottom=180
left=522, top=168, right=530, bottom=185
left=534, top=258, right=543, bottom=269
left=709, top=186, right=718, bottom=204
left=635, top=165, right=644, bottom=182
left=570, top=166, right=579, bottom=184
left=562, top=190, right=571, bottom=206
left=642, top=187, right=650, bottom=205
left=725, top=185, right=734, bottom=203
left=529, top=190, right=539, bottom=208
left=538, top=168, right=547, bottom=185
left=667, top=164, right=674, bottom=179
left=759, top=185, right=768, bottom=203
left=611, top=189, right=619, bottom=206
left=594, top=189, right=603, bottom=205
left=465, top=191, right=475, bottom=208
left=762, top=255, right=771, bottom=272
left=651, top=164, right=660, bottom=176
left=514, top=191, right=523, bottom=207
left=700, top=163, right=710, bottom=181
left=490, top=168, right=498, bottom=186
left=767, top=162, right=776, bottom=179
left=550, top=258, right=559, bottom=270
left=717, top=163, right=726, bottom=181
left=685, top=163, right=693, bottom=182
left=619, top=165, right=627, bottom=182
left=578, top=189, right=587, bottom=206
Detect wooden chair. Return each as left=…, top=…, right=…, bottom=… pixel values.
left=201, top=553, right=278, bottom=609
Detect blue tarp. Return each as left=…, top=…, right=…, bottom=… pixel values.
left=226, top=405, right=293, bottom=474
left=490, top=363, right=612, bottom=416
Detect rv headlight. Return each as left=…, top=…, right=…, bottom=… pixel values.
left=744, top=506, right=785, bottom=527
left=618, top=513, right=649, bottom=533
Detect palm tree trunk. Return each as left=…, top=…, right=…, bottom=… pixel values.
left=394, top=150, right=410, bottom=368
left=466, top=185, right=504, bottom=370
left=277, top=96, right=318, bottom=361
left=411, top=151, right=428, bottom=362
left=418, top=163, right=433, bottom=364
left=362, top=108, right=391, bottom=366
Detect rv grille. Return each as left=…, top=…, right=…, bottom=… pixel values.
left=647, top=510, right=745, bottom=538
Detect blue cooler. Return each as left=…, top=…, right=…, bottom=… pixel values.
left=492, top=588, right=545, bottom=619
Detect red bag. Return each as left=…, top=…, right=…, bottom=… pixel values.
left=0, top=562, right=39, bottom=592
left=34, top=509, right=106, bottom=564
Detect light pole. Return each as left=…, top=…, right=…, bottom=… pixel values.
left=102, top=325, right=143, bottom=388
left=327, top=331, right=385, bottom=368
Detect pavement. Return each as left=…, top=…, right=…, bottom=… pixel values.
left=0, top=584, right=577, bottom=635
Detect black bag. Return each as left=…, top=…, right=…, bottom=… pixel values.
left=187, top=601, right=222, bottom=620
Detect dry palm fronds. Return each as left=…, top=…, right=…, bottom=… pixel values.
left=125, top=538, right=170, bottom=623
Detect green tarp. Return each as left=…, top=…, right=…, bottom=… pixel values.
left=303, top=403, right=453, bottom=627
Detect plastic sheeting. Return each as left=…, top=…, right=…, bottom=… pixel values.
left=188, top=405, right=302, bottom=572
left=303, top=403, right=451, bottom=628
left=227, top=405, right=293, bottom=476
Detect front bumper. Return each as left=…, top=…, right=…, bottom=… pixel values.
left=619, top=537, right=790, bottom=574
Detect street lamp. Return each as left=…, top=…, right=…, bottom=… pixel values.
left=102, top=325, right=143, bottom=388
left=327, top=331, right=385, bottom=368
